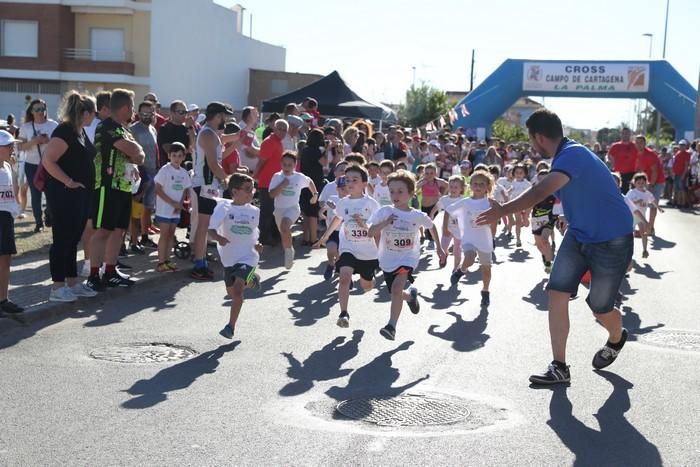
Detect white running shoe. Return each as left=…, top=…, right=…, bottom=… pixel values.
left=70, top=282, right=98, bottom=298
left=49, top=286, right=77, bottom=303
left=284, top=248, right=294, bottom=269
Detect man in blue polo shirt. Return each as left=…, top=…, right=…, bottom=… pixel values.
left=477, top=108, right=633, bottom=385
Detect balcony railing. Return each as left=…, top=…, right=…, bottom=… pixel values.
left=64, top=48, right=133, bottom=63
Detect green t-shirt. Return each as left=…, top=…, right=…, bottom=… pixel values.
left=94, top=117, right=132, bottom=192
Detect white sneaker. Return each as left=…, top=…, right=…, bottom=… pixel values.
left=284, top=248, right=294, bottom=269
left=18, top=213, right=26, bottom=219
left=49, top=286, right=77, bottom=303
left=70, top=282, right=98, bottom=298
left=80, top=260, right=91, bottom=278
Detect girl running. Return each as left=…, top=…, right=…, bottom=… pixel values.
left=416, top=163, right=448, bottom=248
left=430, top=175, right=466, bottom=272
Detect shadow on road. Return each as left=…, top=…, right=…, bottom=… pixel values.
left=621, top=306, right=664, bottom=341
left=544, top=371, right=662, bottom=466
left=650, top=235, right=676, bottom=250
left=279, top=331, right=364, bottom=396
left=509, top=249, right=532, bottom=263
left=427, top=308, right=489, bottom=352
left=287, top=279, right=338, bottom=326
left=325, top=341, right=429, bottom=401
left=247, top=271, right=289, bottom=299
left=631, top=261, right=670, bottom=280
left=121, top=341, right=240, bottom=409
left=522, top=278, right=549, bottom=311
left=418, top=283, right=468, bottom=311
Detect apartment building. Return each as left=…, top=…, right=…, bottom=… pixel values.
left=0, top=0, right=285, bottom=120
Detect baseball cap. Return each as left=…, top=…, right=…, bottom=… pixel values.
left=187, top=103, right=199, bottom=112
left=0, top=130, right=18, bottom=146
left=205, top=101, right=234, bottom=117
left=287, top=115, right=304, bottom=128
left=679, top=139, right=689, bottom=145
left=223, top=121, right=241, bottom=135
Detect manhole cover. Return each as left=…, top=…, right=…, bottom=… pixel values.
left=638, top=330, right=700, bottom=352
left=90, top=343, right=198, bottom=363
left=336, top=394, right=471, bottom=426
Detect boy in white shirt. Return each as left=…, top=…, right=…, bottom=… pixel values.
left=625, top=172, right=663, bottom=258
left=319, top=175, right=348, bottom=281
left=0, top=131, right=23, bottom=314
left=315, top=164, right=380, bottom=328
left=269, top=151, right=318, bottom=269
left=371, top=160, right=394, bottom=207
left=153, top=142, right=192, bottom=272
left=369, top=170, right=446, bottom=340
left=366, top=161, right=381, bottom=196
left=208, top=173, right=261, bottom=339
left=447, top=170, right=497, bottom=307
left=509, top=164, right=532, bottom=248
left=318, top=161, right=348, bottom=206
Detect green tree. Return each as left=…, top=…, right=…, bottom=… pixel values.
left=398, top=84, right=450, bottom=128
left=644, top=109, right=675, bottom=141
left=490, top=118, right=527, bottom=142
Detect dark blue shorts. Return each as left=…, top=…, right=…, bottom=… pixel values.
left=546, top=232, right=633, bottom=313
left=223, top=263, right=256, bottom=288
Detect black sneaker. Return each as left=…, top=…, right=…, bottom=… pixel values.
left=592, top=328, right=628, bottom=370
left=130, top=242, right=146, bottom=255
left=141, top=237, right=158, bottom=249
left=191, top=267, right=214, bottom=281
left=0, top=300, right=24, bottom=314
left=380, top=324, right=396, bottom=340
left=103, top=271, right=134, bottom=287
left=450, top=269, right=464, bottom=286
left=86, top=274, right=106, bottom=292
left=480, top=290, right=490, bottom=307
left=529, top=361, right=571, bottom=385
left=337, top=311, right=350, bottom=328
left=407, top=287, right=420, bottom=314
left=323, top=263, right=334, bottom=281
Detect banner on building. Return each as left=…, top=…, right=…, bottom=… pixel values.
left=522, top=62, right=650, bottom=93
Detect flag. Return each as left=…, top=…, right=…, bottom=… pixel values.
left=425, top=121, right=435, bottom=132
left=448, top=108, right=458, bottom=124
left=438, top=115, right=446, bottom=128
left=460, top=103, right=470, bottom=117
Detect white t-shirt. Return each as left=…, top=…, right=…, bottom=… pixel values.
left=372, top=182, right=392, bottom=206
left=368, top=175, right=381, bottom=191
left=325, top=194, right=341, bottom=230
left=84, top=117, right=101, bottom=144
left=369, top=206, right=433, bottom=271
left=625, top=188, right=656, bottom=218
left=237, top=128, right=260, bottom=173
left=319, top=180, right=337, bottom=204
left=269, top=171, right=311, bottom=210
left=335, top=195, right=380, bottom=260
left=153, top=163, right=192, bottom=219
left=0, top=162, right=20, bottom=217
left=493, top=184, right=508, bottom=204
left=436, top=195, right=463, bottom=237
left=208, top=200, right=260, bottom=268
left=510, top=179, right=531, bottom=199
left=497, top=177, right=512, bottom=190
left=445, top=197, right=493, bottom=252
left=18, top=119, right=58, bottom=164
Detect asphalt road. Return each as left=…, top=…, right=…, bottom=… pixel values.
left=1, top=207, right=698, bottom=466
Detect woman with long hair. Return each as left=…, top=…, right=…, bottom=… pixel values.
left=41, top=90, right=98, bottom=302
left=16, top=98, right=58, bottom=232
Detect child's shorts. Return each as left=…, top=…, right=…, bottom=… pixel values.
left=274, top=206, right=301, bottom=228
left=335, top=252, right=378, bottom=282
left=131, top=200, right=144, bottom=220
left=223, top=263, right=257, bottom=287
left=0, top=211, right=17, bottom=255
left=383, top=266, right=415, bottom=290
left=462, top=243, right=492, bottom=266
left=155, top=215, right=179, bottom=225
left=327, top=230, right=340, bottom=246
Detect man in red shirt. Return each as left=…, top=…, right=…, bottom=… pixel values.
left=607, top=127, right=637, bottom=193
left=671, top=139, right=691, bottom=207
left=635, top=135, right=665, bottom=232
left=255, top=119, right=288, bottom=245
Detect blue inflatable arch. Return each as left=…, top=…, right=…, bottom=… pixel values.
left=452, top=59, right=697, bottom=139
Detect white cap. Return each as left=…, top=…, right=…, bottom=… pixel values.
left=0, top=130, right=18, bottom=146
left=678, top=139, right=688, bottom=145
left=187, top=103, right=199, bottom=112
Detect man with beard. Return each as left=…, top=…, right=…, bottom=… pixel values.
left=477, top=109, right=633, bottom=386
left=129, top=101, right=159, bottom=249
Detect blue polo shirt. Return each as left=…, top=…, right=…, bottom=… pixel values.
left=551, top=138, right=632, bottom=243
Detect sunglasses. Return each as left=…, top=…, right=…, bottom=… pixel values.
left=173, top=110, right=187, bottom=115
left=140, top=112, right=154, bottom=118
left=32, top=107, right=47, bottom=112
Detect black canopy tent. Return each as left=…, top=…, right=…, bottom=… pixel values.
left=261, top=71, right=398, bottom=124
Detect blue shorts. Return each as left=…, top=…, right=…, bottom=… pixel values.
left=651, top=183, right=664, bottom=201
left=155, top=216, right=179, bottom=224
left=673, top=175, right=685, bottom=191
left=546, top=232, right=633, bottom=313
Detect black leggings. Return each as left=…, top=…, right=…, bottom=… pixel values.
left=45, top=182, right=89, bottom=282
left=421, top=204, right=436, bottom=241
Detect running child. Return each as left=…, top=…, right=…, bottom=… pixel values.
left=319, top=175, right=348, bottom=281
left=269, top=151, right=319, bottom=269
left=314, top=164, right=380, bottom=328
left=496, top=164, right=514, bottom=236
left=510, top=163, right=532, bottom=248
left=154, top=142, right=192, bottom=272
left=318, top=161, right=348, bottom=204
left=416, top=163, right=448, bottom=247
left=447, top=169, right=497, bottom=307
left=625, top=172, right=663, bottom=258
left=208, top=173, right=261, bottom=339
left=371, top=160, right=394, bottom=206
left=366, top=160, right=381, bottom=196
left=0, top=130, right=23, bottom=315
left=368, top=170, right=447, bottom=340
left=430, top=175, right=466, bottom=272
left=530, top=169, right=558, bottom=273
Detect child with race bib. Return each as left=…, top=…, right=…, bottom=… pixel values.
left=208, top=173, right=261, bottom=339
left=319, top=175, right=348, bottom=281
left=368, top=170, right=446, bottom=340
left=430, top=175, right=466, bottom=272
left=269, top=151, right=318, bottom=269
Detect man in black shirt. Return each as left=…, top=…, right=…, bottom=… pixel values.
left=157, top=100, right=194, bottom=167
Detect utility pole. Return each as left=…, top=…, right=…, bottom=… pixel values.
left=469, top=49, right=475, bottom=91
left=655, top=0, right=670, bottom=147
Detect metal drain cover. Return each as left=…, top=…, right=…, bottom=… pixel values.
left=336, top=394, right=471, bottom=426
left=90, top=343, right=198, bottom=363
left=638, top=330, right=700, bottom=352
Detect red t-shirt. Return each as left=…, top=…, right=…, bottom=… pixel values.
left=608, top=141, right=638, bottom=173
left=672, top=149, right=690, bottom=176
left=636, top=147, right=664, bottom=184
left=222, top=145, right=240, bottom=175
left=257, top=133, right=283, bottom=188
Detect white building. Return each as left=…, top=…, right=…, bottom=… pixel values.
left=0, top=0, right=285, bottom=119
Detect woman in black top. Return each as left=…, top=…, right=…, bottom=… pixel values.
left=299, top=128, right=327, bottom=245
left=42, top=91, right=97, bottom=302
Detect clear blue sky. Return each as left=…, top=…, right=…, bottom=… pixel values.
left=220, top=0, right=699, bottom=130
